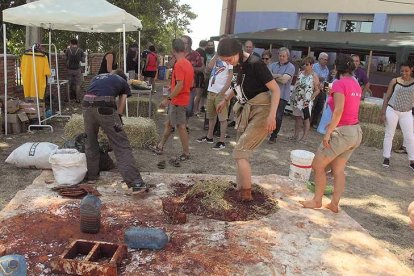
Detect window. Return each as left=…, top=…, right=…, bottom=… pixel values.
left=300, top=14, right=328, bottom=31
left=342, top=20, right=373, bottom=33
left=305, top=19, right=327, bottom=31
left=340, top=14, right=374, bottom=33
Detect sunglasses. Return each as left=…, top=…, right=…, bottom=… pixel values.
left=301, top=63, right=311, bottom=67
left=262, top=58, right=270, bottom=60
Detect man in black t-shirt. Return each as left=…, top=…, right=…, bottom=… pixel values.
left=65, top=38, right=85, bottom=103
left=82, top=69, right=147, bottom=193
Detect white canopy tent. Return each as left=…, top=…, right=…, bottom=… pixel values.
left=3, top=0, right=143, bottom=134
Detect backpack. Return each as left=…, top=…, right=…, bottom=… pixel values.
left=67, top=48, right=82, bottom=70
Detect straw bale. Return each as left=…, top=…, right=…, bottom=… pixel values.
left=360, top=123, right=403, bottom=150
left=359, top=102, right=382, bottom=125
left=64, top=114, right=158, bottom=149
left=126, top=97, right=158, bottom=118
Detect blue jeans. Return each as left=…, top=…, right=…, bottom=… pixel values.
left=270, top=99, right=288, bottom=139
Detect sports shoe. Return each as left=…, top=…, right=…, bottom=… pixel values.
left=196, top=136, right=214, bottom=143
left=394, top=146, right=407, bottom=154
left=228, top=121, right=235, bottom=127
left=129, top=180, right=148, bottom=193
left=382, top=158, right=390, bottom=168
left=410, top=162, right=414, bottom=172
left=214, top=132, right=230, bottom=139
left=268, top=136, right=276, bottom=144
left=213, top=142, right=225, bottom=150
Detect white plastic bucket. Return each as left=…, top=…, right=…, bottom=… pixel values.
left=49, top=149, right=87, bottom=185
left=289, top=150, right=315, bottom=181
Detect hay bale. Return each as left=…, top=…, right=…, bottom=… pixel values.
left=64, top=114, right=158, bottom=149
left=126, top=97, right=158, bottom=118
left=359, top=102, right=382, bottom=125
left=360, top=123, right=403, bottom=150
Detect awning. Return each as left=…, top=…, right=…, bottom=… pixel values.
left=3, top=0, right=142, bottom=32
left=212, top=28, right=414, bottom=53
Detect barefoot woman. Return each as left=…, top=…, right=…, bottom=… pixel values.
left=300, top=54, right=362, bottom=213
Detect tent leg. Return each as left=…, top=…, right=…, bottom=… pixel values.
left=122, top=23, right=129, bottom=118
left=3, top=23, right=8, bottom=135
left=48, top=29, right=53, bottom=113
left=138, top=31, right=141, bottom=79
left=367, top=50, right=373, bottom=78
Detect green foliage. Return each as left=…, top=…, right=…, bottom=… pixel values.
left=1, top=0, right=197, bottom=55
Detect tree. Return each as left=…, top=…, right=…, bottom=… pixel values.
left=1, top=0, right=196, bottom=55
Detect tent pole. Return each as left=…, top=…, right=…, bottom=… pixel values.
left=3, top=23, right=8, bottom=135
left=308, top=46, right=311, bottom=57
left=367, top=50, right=373, bottom=78
left=123, top=23, right=129, bottom=117
left=48, top=28, right=53, bottom=114
left=138, top=30, right=141, bottom=79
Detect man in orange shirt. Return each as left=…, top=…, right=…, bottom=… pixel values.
left=152, top=39, right=194, bottom=161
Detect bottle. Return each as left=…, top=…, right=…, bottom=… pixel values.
left=124, top=227, right=169, bottom=250
left=80, top=194, right=101, bottom=234
left=0, top=255, right=27, bottom=276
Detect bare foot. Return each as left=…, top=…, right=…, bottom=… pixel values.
left=324, top=202, right=339, bottom=213
left=299, top=199, right=322, bottom=209
left=409, top=222, right=414, bottom=230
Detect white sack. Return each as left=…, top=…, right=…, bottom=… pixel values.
left=5, top=142, right=59, bottom=169
left=49, top=149, right=87, bottom=185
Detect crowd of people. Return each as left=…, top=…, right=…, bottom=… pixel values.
left=68, top=35, right=413, bottom=219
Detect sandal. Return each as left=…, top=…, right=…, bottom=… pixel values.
left=169, top=157, right=181, bottom=167
left=178, top=153, right=190, bottom=161
left=157, top=160, right=166, bottom=169
left=150, top=145, right=163, bottom=155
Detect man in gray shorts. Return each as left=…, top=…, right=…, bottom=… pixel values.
left=152, top=39, right=194, bottom=160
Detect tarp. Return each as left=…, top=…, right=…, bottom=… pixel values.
left=2, top=0, right=142, bottom=32
left=212, top=28, right=414, bottom=53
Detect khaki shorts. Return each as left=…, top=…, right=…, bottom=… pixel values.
left=233, top=104, right=270, bottom=160
left=206, top=91, right=229, bottom=121
left=168, top=104, right=187, bottom=126
left=317, top=124, right=362, bottom=161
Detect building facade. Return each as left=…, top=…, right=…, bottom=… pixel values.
left=221, top=0, right=414, bottom=35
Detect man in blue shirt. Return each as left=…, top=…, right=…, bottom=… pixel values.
left=311, top=52, right=330, bottom=128
left=268, top=47, right=296, bottom=143
left=82, top=69, right=147, bottom=193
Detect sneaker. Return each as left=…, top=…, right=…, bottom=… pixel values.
left=268, top=136, right=276, bottom=144
left=129, top=180, right=148, bottom=193
left=394, top=146, right=407, bottom=154
left=214, top=132, right=230, bottom=139
left=410, top=163, right=414, bottom=172
left=382, top=158, right=390, bottom=168
left=200, top=106, right=206, bottom=113
left=228, top=121, right=235, bottom=127
left=213, top=142, right=226, bottom=150
left=196, top=136, right=214, bottom=143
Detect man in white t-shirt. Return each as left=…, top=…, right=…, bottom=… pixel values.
left=196, top=55, right=233, bottom=150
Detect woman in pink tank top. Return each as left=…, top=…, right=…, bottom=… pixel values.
left=300, top=54, right=363, bottom=213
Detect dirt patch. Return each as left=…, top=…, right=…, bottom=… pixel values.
left=162, top=180, right=279, bottom=222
